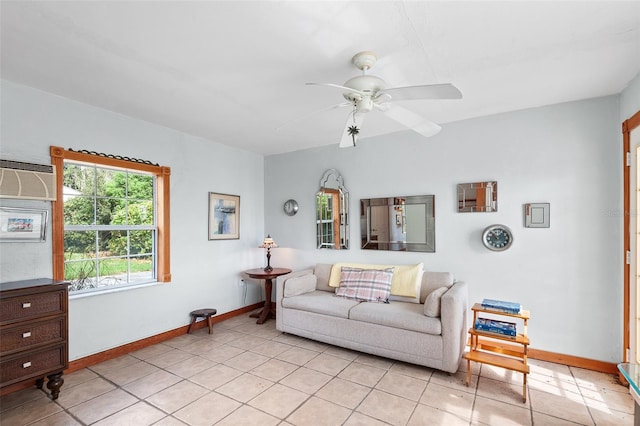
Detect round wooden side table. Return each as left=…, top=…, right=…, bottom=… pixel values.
left=244, top=267, right=292, bottom=324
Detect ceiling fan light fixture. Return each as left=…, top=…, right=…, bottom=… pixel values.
left=355, top=97, right=374, bottom=112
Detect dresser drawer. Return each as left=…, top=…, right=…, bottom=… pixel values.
left=0, top=317, right=66, bottom=355
left=0, top=344, right=66, bottom=387
left=0, top=290, right=65, bottom=324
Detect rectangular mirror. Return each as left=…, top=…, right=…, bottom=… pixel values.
left=360, top=195, right=435, bottom=252
left=457, top=181, right=497, bottom=212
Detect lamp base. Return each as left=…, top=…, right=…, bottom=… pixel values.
left=264, top=248, right=273, bottom=272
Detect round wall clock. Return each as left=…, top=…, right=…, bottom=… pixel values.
left=283, top=199, right=299, bottom=216
left=482, top=224, right=513, bottom=251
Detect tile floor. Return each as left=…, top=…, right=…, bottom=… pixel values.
left=0, top=313, right=634, bottom=425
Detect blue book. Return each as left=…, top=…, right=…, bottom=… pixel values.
left=475, top=318, right=517, bottom=337
left=481, top=298, right=521, bottom=314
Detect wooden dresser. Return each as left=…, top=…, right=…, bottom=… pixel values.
left=0, top=278, right=68, bottom=400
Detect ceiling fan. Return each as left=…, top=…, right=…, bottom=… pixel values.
left=307, top=51, right=462, bottom=148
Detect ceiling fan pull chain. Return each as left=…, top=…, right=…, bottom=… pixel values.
left=348, top=104, right=360, bottom=147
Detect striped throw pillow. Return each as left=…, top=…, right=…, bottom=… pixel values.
left=335, top=267, right=394, bottom=303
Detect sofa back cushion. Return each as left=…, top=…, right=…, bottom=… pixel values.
left=420, top=271, right=455, bottom=303
left=284, top=274, right=318, bottom=297
left=314, top=263, right=334, bottom=292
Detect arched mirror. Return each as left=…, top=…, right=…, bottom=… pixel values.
left=316, top=169, right=349, bottom=249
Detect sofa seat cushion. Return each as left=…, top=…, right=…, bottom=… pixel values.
left=281, top=291, right=360, bottom=319
left=348, top=301, right=442, bottom=335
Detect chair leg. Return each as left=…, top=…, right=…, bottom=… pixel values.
left=187, top=316, right=197, bottom=334
left=207, top=315, right=213, bottom=334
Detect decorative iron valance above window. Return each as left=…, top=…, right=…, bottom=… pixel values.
left=68, top=148, right=159, bottom=167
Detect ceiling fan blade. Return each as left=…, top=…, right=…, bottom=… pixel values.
left=306, top=82, right=365, bottom=97
left=382, top=105, right=442, bottom=138
left=276, top=102, right=351, bottom=132
left=339, top=112, right=365, bottom=148
left=381, top=83, right=462, bottom=101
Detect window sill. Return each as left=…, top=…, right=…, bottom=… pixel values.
left=69, top=281, right=163, bottom=300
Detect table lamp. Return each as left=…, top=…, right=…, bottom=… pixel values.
left=259, top=234, right=278, bottom=272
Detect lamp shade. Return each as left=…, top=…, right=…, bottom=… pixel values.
left=259, top=234, right=278, bottom=249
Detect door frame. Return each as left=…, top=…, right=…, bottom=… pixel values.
left=623, top=110, right=640, bottom=364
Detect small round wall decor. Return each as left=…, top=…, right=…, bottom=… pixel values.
left=283, top=199, right=299, bottom=216
left=482, top=224, right=513, bottom=251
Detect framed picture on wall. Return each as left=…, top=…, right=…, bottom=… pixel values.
left=208, top=192, right=240, bottom=240
left=0, top=207, right=48, bottom=242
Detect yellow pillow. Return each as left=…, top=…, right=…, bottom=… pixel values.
left=329, top=262, right=423, bottom=298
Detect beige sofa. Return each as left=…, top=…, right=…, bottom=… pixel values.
left=275, top=263, right=468, bottom=373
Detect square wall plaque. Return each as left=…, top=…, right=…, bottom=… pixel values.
left=524, top=203, right=550, bottom=228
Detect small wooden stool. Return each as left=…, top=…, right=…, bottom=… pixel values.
left=187, top=308, right=217, bottom=334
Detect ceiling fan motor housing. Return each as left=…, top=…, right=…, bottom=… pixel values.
left=342, top=75, right=386, bottom=112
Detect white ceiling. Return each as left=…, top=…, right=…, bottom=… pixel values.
left=1, top=1, right=639, bottom=155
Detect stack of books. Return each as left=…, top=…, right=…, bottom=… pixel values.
left=475, top=317, right=517, bottom=338
left=481, top=298, right=521, bottom=314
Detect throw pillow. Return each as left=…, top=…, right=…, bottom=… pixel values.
left=329, top=262, right=423, bottom=298
left=329, top=263, right=388, bottom=287
left=423, top=286, right=449, bottom=317
left=389, top=263, right=423, bottom=297
left=388, top=262, right=424, bottom=303
left=284, top=274, right=318, bottom=297
left=335, top=267, right=394, bottom=303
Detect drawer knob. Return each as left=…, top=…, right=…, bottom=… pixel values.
left=22, top=302, right=32, bottom=308
left=22, top=331, right=32, bottom=338
left=22, top=361, right=32, bottom=369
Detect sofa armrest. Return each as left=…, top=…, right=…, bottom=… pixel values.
left=440, top=281, right=469, bottom=373
left=275, top=268, right=314, bottom=330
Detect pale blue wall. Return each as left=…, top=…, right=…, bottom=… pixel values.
left=621, top=72, right=640, bottom=122
left=0, top=80, right=266, bottom=360
left=264, top=94, right=626, bottom=363
left=2, top=72, right=638, bottom=363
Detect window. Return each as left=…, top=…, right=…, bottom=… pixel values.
left=316, top=190, right=339, bottom=248
left=51, top=146, right=170, bottom=294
